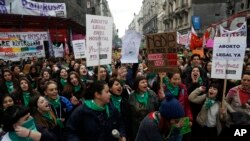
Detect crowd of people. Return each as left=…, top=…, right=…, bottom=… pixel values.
left=0, top=48, right=249, bottom=141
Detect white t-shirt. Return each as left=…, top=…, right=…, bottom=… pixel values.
left=205, top=102, right=219, bottom=127
left=1, top=132, right=11, bottom=141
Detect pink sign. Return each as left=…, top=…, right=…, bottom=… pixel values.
left=154, top=60, right=165, bottom=66
left=206, top=39, right=214, bottom=48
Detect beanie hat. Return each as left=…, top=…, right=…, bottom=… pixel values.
left=159, top=94, right=185, bottom=119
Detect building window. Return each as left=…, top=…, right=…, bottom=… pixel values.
left=77, top=0, right=82, bottom=6
left=247, top=0, right=250, bottom=9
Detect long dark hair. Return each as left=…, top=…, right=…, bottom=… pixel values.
left=85, top=80, right=107, bottom=100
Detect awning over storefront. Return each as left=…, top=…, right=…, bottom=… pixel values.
left=0, top=14, right=86, bottom=42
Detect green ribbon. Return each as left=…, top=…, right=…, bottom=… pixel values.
left=147, top=73, right=157, bottom=80
left=198, top=77, right=203, bottom=85
left=9, top=117, right=37, bottom=141
left=85, top=100, right=110, bottom=117
left=60, top=78, right=67, bottom=87
left=74, top=85, right=81, bottom=93
left=81, top=76, right=87, bottom=83
left=5, top=81, right=14, bottom=93
left=204, top=98, right=216, bottom=109
left=167, top=83, right=179, bottom=97
left=111, top=95, right=122, bottom=112
left=22, top=92, right=31, bottom=107
left=49, top=96, right=61, bottom=108
left=135, top=91, right=149, bottom=106
left=42, top=112, right=53, bottom=122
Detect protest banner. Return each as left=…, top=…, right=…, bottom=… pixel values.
left=0, top=38, right=45, bottom=61
left=53, top=42, right=64, bottom=58
left=211, top=36, right=246, bottom=80
left=177, top=32, right=189, bottom=48
left=0, top=32, right=49, bottom=41
left=146, top=32, right=178, bottom=72
left=72, top=39, right=86, bottom=59
left=86, top=14, right=113, bottom=67
left=121, top=30, right=142, bottom=63
left=0, top=0, right=66, bottom=17
left=220, top=22, right=247, bottom=37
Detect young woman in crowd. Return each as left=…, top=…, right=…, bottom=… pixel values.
left=57, top=68, right=68, bottom=94
left=93, top=66, right=110, bottom=83
left=1, top=105, right=52, bottom=140
left=11, top=65, right=22, bottom=80
left=62, top=71, right=85, bottom=105
left=66, top=80, right=126, bottom=141
left=136, top=94, right=185, bottom=141
left=29, top=94, right=64, bottom=141
left=40, top=69, right=52, bottom=81
left=28, top=65, right=40, bottom=88
left=188, top=83, right=226, bottom=141
left=128, top=76, right=159, bottom=140
left=43, top=80, right=73, bottom=128
left=12, top=77, right=39, bottom=107
left=78, top=64, right=93, bottom=86
left=0, top=69, right=19, bottom=96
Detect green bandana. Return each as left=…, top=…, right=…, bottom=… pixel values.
left=204, top=98, right=216, bottom=109
left=167, top=83, right=179, bottom=97
left=147, top=73, right=157, bottom=80
left=85, top=100, right=110, bottom=117
left=49, top=96, right=61, bottom=108
left=60, top=78, right=67, bottom=87
left=135, top=91, right=149, bottom=106
left=9, top=117, right=37, bottom=141
left=119, top=79, right=126, bottom=86
left=42, top=112, right=53, bottom=122
left=111, top=95, right=122, bottom=112
left=22, top=92, right=30, bottom=107
left=74, top=85, right=81, bottom=93
left=5, top=81, right=14, bottom=93
left=81, top=76, right=87, bottom=83
left=198, top=77, right=203, bottom=85
left=163, top=77, right=169, bottom=85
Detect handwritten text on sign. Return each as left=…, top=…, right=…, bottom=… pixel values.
left=86, top=14, right=113, bottom=66
left=146, top=32, right=178, bottom=72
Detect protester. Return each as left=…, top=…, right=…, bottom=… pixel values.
left=135, top=94, right=185, bottom=141
left=66, top=80, right=126, bottom=141
left=189, top=83, right=226, bottom=141
left=128, top=76, right=159, bottom=140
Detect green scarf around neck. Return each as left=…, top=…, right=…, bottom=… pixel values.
left=5, top=81, right=14, bottom=93
left=167, top=83, right=179, bottom=97
left=9, top=117, right=37, bottom=141
left=74, top=85, right=81, bottom=93
left=22, top=92, right=30, bottom=107
left=60, top=78, right=67, bottom=87
left=198, top=77, right=203, bottom=85
left=111, top=95, right=122, bottom=112
left=85, top=100, right=110, bottom=117
left=42, top=112, right=53, bottom=122
left=135, top=91, right=149, bottom=106
left=81, top=76, right=87, bottom=83
left=49, top=96, right=61, bottom=108
left=204, top=98, right=216, bottom=109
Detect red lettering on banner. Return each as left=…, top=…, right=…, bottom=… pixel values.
left=148, top=54, right=163, bottom=60
left=166, top=53, right=178, bottom=60
left=154, top=60, right=165, bottom=66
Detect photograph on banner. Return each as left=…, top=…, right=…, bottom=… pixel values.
left=0, top=39, right=45, bottom=61
left=211, top=36, right=246, bottom=80
left=86, top=14, right=113, bottom=67
left=146, top=32, right=178, bottom=72
left=0, top=0, right=67, bottom=17
left=121, top=30, right=142, bottom=63
left=53, top=42, right=64, bottom=58
left=72, top=39, right=86, bottom=59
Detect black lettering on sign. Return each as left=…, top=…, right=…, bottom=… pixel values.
left=226, top=70, right=236, bottom=74
left=99, top=54, right=107, bottom=59
left=146, top=32, right=177, bottom=49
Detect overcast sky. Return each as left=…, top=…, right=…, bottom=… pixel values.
left=107, top=0, right=143, bottom=38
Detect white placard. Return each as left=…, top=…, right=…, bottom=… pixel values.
left=72, top=39, right=86, bottom=59
left=121, top=30, right=142, bottom=63
left=211, top=37, right=246, bottom=80
left=86, top=14, right=113, bottom=66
